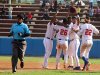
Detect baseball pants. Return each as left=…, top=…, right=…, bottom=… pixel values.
left=68, top=39, right=80, bottom=67
left=43, top=38, right=53, bottom=68
left=80, top=40, right=93, bottom=59
left=11, top=39, right=26, bottom=72
left=56, top=40, right=68, bottom=67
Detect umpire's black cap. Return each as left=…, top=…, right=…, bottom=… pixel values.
left=17, top=14, right=24, bottom=20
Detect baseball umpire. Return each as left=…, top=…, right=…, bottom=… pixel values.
left=9, top=14, right=31, bottom=73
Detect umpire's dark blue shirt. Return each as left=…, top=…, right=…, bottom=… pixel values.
left=10, top=22, right=31, bottom=39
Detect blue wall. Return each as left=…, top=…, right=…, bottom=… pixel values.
left=0, top=37, right=100, bottom=58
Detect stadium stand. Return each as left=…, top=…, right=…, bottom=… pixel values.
left=0, top=0, right=100, bottom=39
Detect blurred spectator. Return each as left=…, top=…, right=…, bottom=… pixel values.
left=71, top=0, right=75, bottom=3
left=40, top=0, right=43, bottom=5
left=42, top=7, right=50, bottom=20
left=76, top=0, right=81, bottom=6
left=42, top=0, right=46, bottom=8
left=97, top=0, right=100, bottom=7
left=59, top=1, right=62, bottom=5
left=89, top=7, right=94, bottom=17
left=48, top=0, right=54, bottom=12
left=3, top=0, right=8, bottom=4
left=89, top=0, right=93, bottom=8
left=27, top=12, right=33, bottom=24
left=53, top=0, right=58, bottom=12
left=46, top=1, right=50, bottom=7
left=68, top=2, right=77, bottom=16
left=18, top=0, right=21, bottom=3
left=45, top=1, right=50, bottom=11
left=75, top=0, right=85, bottom=6
left=40, top=0, right=46, bottom=11
left=76, top=5, right=81, bottom=16
left=64, top=0, right=70, bottom=9
left=58, top=1, right=62, bottom=9
left=95, top=6, right=100, bottom=18
left=1, top=5, right=6, bottom=19
left=49, top=5, right=53, bottom=12
left=8, top=5, right=13, bottom=19
left=22, top=13, right=28, bottom=23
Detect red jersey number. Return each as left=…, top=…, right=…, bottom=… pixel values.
left=60, top=29, right=68, bottom=36
left=85, top=29, right=92, bottom=36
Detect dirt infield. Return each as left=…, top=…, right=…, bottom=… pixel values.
left=0, top=61, right=100, bottom=72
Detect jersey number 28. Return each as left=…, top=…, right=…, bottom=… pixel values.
left=85, top=29, right=92, bottom=36
left=60, top=29, right=68, bottom=36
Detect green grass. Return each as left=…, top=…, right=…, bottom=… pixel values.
left=0, top=70, right=100, bottom=75
left=0, top=56, right=100, bottom=75
left=0, top=56, right=100, bottom=64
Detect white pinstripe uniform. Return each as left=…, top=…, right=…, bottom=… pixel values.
left=78, top=23, right=99, bottom=59
left=43, top=22, right=56, bottom=68
left=68, top=22, right=80, bottom=68
left=54, top=25, right=70, bottom=69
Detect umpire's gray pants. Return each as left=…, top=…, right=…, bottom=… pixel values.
left=11, top=40, right=26, bottom=72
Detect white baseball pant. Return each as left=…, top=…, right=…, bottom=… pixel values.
left=68, top=39, right=80, bottom=67
left=56, top=40, right=68, bottom=67
left=80, top=40, right=93, bottom=59
left=43, top=38, right=53, bottom=68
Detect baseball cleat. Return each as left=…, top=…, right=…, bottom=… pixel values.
left=86, top=62, right=90, bottom=71
left=12, top=70, right=16, bottom=73
left=42, top=65, right=48, bottom=69
left=82, top=62, right=90, bottom=71
left=82, top=66, right=85, bottom=71
left=73, top=66, right=81, bottom=70
left=67, top=65, right=73, bottom=70
left=20, top=61, right=24, bottom=68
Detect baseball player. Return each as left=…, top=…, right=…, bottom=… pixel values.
left=54, top=18, right=70, bottom=69
left=42, top=13, right=57, bottom=69
left=61, top=16, right=72, bottom=60
left=68, top=16, right=81, bottom=70
left=78, top=16, right=99, bottom=71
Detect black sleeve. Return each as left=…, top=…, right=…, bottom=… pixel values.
left=8, top=32, right=13, bottom=37
left=21, top=33, right=30, bottom=37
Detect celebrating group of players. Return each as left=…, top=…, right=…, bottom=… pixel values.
left=42, top=13, right=99, bottom=71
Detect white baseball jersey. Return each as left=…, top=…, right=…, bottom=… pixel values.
left=54, top=25, right=70, bottom=40
left=69, top=22, right=80, bottom=40
left=45, top=22, right=56, bottom=39
left=78, top=23, right=99, bottom=40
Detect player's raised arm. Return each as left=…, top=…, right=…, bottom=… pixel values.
left=50, top=12, right=58, bottom=25
left=71, top=16, right=80, bottom=33
left=76, top=15, right=80, bottom=26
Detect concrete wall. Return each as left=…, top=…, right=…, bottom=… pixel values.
left=0, top=37, right=100, bottom=58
